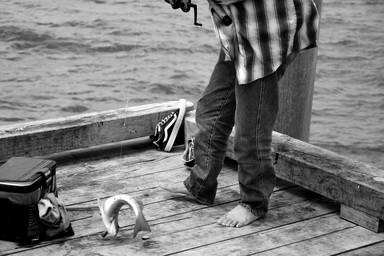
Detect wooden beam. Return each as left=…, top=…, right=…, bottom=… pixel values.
left=340, top=204, right=384, bottom=233
left=274, top=48, right=317, bottom=142
left=273, top=0, right=322, bottom=142
left=0, top=101, right=194, bottom=162
left=184, top=111, right=384, bottom=232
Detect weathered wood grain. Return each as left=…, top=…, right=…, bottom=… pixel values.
left=2, top=197, right=337, bottom=256
left=1, top=101, right=384, bottom=255
left=257, top=226, right=384, bottom=256
left=184, top=111, right=384, bottom=231
left=340, top=204, right=384, bottom=233
left=1, top=135, right=383, bottom=255
left=0, top=142, right=331, bottom=255
left=56, top=143, right=296, bottom=221
left=0, top=101, right=194, bottom=162
left=273, top=0, right=323, bottom=142
left=174, top=214, right=355, bottom=256
left=336, top=241, right=384, bottom=255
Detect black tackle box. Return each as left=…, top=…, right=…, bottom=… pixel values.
left=0, top=157, right=57, bottom=244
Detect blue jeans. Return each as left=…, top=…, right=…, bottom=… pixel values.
left=184, top=50, right=284, bottom=216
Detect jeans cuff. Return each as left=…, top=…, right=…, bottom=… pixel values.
left=238, top=202, right=268, bottom=217
left=183, top=178, right=214, bottom=205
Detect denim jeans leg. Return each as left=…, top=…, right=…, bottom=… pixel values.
left=234, top=71, right=280, bottom=216
left=184, top=50, right=237, bottom=204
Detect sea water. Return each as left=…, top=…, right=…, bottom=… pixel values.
left=0, top=0, right=383, bottom=169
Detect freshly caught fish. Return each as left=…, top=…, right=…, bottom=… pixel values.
left=97, top=194, right=151, bottom=238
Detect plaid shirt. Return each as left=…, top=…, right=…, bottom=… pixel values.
left=210, top=0, right=320, bottom=85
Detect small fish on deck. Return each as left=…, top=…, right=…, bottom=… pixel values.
left=66, top=194, right=151, bottom=239
left=97, top=194, right=151, bottom=238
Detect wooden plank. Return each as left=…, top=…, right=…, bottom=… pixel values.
left=0, top=100, right=194, bottom=162
left=1, top=103, right=383, bottom=255
left=340, top=204, right=384, bottom=233
left=336, top=241, right=384, bottom=255
left=54, top=143, right=296, bottom=219
left=82, top=199, right=336, bottom=256
left=174, top=214, right=355, bottom=256
left=1, top=131, right=381, bottom=255
left=0, top=144, right=329, bottom=255
left=2, top=195, right=337, bottom=256
left=184, top=111, right=384, bottom=228
left=256, top=226, right=384, bottom=256
left=48, top=140, right=292, bottom=208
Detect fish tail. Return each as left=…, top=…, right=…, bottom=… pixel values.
left=132, top=212, right=151, bottom=238
left=97, top=198, right=104, bottom=215
left=97, top=198, right=110, bottom=235
left=137, top=200, right=144, bottom=211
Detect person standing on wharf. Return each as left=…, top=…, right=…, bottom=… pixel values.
left=161, top=0, right=319, bottom=227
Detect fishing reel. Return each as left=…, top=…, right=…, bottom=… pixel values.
left=165, top=0, right=202, bottom=26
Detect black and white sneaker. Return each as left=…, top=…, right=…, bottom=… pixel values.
left=182, top=137, right=195, bottom=167
left=153, top=99, right=187, bottom=152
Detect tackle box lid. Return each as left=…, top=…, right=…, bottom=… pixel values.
left=0, top=157, right=56, bottom=193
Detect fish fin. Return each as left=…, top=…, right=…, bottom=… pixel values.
left=97, top=198, right=104, bottom=215
left=132, top=212, right=151, bottom=238
left=92, top=198, right=104, bottom=223
left=137, top=200, right=144, bottom=211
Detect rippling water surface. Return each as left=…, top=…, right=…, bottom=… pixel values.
left=0, top=0, right=383, bottom=168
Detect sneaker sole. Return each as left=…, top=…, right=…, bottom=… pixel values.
left=164, top=99, right=187, bottom=152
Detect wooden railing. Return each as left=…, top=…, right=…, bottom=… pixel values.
left=0, top=101, right=194, bottom=162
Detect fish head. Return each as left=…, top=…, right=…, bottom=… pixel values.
left=107, top=217, right=119, bottom=236
left=97, top=198, right=120, bottom=237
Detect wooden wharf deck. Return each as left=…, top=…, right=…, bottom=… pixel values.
left=1, top=101, right=384, bottom=255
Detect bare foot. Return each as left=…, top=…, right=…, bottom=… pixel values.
left=159, top=183, right=212, bottom=205
left=217, top=204, right=263, bottom=228
left=159, top=183, right=191, bottom=196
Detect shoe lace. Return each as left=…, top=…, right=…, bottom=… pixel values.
left=159, top=112, right=175, bottom=126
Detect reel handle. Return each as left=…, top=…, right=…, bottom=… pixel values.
left=187, top=3, right=202, bottom=26
left=166, top=0, right=202, bottom=26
